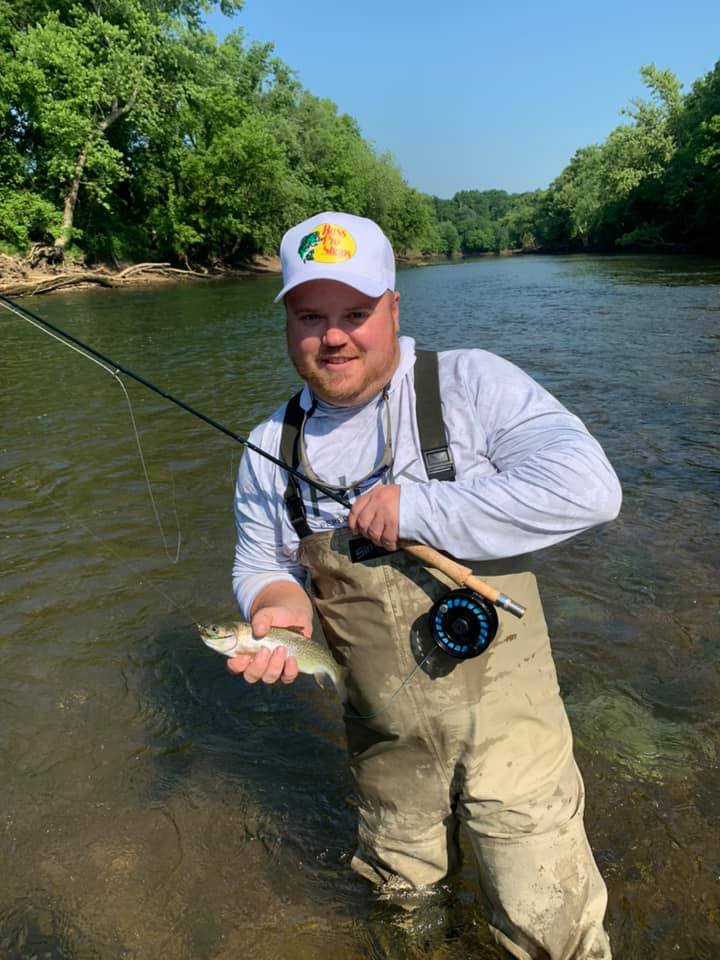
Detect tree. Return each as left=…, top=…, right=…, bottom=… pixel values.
left=501, top=192, right=544, bottom=251
left=436, top=220, right=461, bottom=257
left=665, top=60, right=720, bottom=248
left=602, top=65, right=680, bottom=202
left=0, top=0, right=243, bottom=259
left=544, top=146, right=605, bottom=247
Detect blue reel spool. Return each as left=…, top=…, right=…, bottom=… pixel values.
left=429, top=588, right=499, bottom=659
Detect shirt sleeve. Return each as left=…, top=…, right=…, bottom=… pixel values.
left=231, top=431, right=306, bottom=620
left=398, top=349, right=622, bottom=560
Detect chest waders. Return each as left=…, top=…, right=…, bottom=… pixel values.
left=281, top=353, right=612, bottom=960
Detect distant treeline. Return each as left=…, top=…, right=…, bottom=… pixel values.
left=435, top=63, right=720, bottom=257
left=1, top=1, right=719, bottom=265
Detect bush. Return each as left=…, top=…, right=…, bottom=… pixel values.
left=0, top=191, right=62, bottom=250
left=615, top=223, right=667, bottom=248
left=0, top=239, right=23, bottom=256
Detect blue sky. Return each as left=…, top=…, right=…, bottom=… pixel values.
left=204, top=0, right=720, bottom=198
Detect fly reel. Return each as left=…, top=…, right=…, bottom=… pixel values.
left=429, top=588, right=499, bottom=659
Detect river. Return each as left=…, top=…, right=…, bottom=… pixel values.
left=1, top=254, right=719, bottom=959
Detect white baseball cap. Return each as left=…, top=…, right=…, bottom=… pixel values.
left=273, top=211, right=396, bottom=303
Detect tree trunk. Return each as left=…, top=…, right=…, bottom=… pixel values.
left=53, top=147, right=88, bottom=258
left=52, top=96, right=135, bottom=261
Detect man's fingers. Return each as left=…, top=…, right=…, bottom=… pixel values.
left=242, top=646, right=272, bottom=683
left=250, top=614, right=271, bottom=637
left=260, top=646, right=288, bottom=684
left=349, top=488, right=400, bottom=549
left=227, top=647, right=299, bottom=686
left=226, top=653, right=254, bottom=675
left=280, top=655, right=299, bottom=683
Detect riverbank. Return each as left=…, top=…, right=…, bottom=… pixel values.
left=0, top=253, right=282, bottom=298
left=2, top=246, right=697, bottom=299
left=0, top=250, right=461, bottom=298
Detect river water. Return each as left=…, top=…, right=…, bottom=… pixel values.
left=1, top=254, right=718, bottom=959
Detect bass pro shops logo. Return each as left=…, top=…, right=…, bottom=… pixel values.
left=297, top=223, right=356, bottom=263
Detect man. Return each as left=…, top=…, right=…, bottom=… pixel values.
left=230, top=211, right=621, bottom=959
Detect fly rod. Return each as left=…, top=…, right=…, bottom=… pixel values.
left=0, top=293, right=525, bottom=618
left=0, top=293, right=348, bottom=506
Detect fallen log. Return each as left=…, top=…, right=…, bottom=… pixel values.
left=0, top=263, right=216, bottom=296
left=116, top=261, right=172, bottom=278
left=0, top=273, right=115, bottom=296
left=160, top=266, right=213, bottom=279
left=116, top=262, right=212, bottom=279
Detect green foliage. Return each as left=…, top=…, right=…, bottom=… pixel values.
left=436, top=220, right=461, bottom=256
left=429, top=190, right=546, bottom=255
left=615, top=223, right=667, bottom=248
left=173, top=110, right=307, bottom=259
left=428, top=61, right=719, bottom=255
left=0, top=190, right=61, bottom=249
left=664, top=62, right=720, bottom=248
left=543, top=146, right=605, bottom=247
left=537, top=61, right=718, bottom=251
left=0, top=0, right=718, bottom=267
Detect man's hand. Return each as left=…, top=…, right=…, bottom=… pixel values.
left=348, top=483, right=400, bottom=551
left=227, top=600, right=312, bottom=685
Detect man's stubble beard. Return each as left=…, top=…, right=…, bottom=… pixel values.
left=291, top=344, right=400, bottom=407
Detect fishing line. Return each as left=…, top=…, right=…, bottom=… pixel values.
left=0, top=294, right=527, bottom=620
left=3, top=470, right=200, bottom=630
left=0, top=295, right=181, bottom=564
left=0, top=293, right=352, bottom=510
left=343, top=650, right=434, bottom=721
left=2, top=293, right=525, bottom=685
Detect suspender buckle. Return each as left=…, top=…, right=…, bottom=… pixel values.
left=423, top=446, right=456, bottom=482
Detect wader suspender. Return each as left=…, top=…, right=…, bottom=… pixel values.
left=414, top=349, right=456, bottom=483
left=280, top=350, right=455, bottom=539
left=279, top=393, right=314, bottom=540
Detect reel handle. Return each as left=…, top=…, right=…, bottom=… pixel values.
left=399, top=541, right=526, bottom=619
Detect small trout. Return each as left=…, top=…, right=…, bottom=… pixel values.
left=199, top=621, right=345, bottom=699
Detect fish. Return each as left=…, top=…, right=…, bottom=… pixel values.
left=199, top=621, right=345, bottom=699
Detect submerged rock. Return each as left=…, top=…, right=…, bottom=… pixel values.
left=566, top=685, right=717, bottom=783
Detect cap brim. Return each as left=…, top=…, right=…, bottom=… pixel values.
left=273, top=269, right=390, bottom=303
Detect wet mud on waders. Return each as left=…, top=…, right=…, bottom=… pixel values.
left=280, top=354, right=612, bottom=960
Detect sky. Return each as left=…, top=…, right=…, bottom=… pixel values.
left=204, top=0, right=720, bottom=199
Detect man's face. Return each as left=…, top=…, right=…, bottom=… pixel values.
left=285, top=279, right=400, bottom=406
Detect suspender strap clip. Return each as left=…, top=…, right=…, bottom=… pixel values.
left=423, top=444, right=456, bottom=481
left=414, top=350, right=456, bottom=482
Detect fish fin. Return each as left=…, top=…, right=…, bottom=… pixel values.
left=314, top=670, right=347, bottom=703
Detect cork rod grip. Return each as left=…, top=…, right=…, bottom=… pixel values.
left=399, top=540, right=526, bottom=619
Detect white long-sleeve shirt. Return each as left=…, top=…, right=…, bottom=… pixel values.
left=232, top=336, right=622, bottom=618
